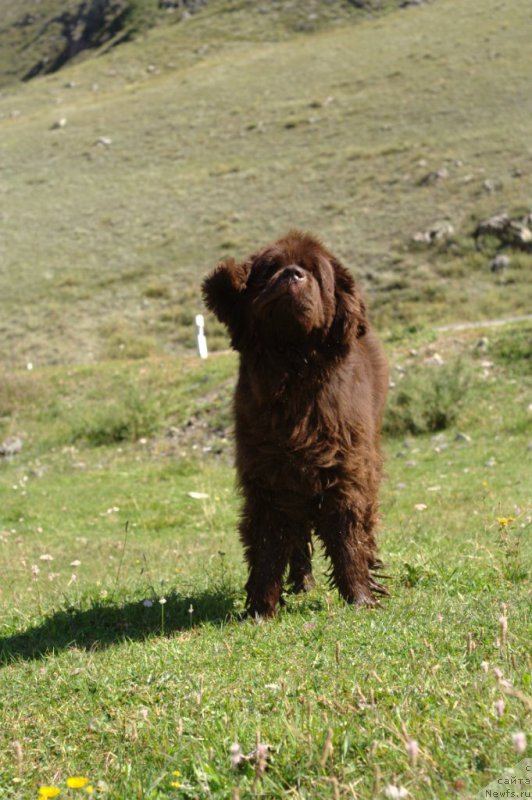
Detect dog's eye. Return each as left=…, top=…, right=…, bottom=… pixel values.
left=249, top=260, right=278, bottom=288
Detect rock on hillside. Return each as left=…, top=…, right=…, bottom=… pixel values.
left=2, top=0, right=178, bottom=85
left=23, top=0, right=142, bottom=81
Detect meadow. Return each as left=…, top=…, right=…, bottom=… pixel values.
left=0, top=0, right=531, bottom=798
left=0, top=322, right=530, bottom=799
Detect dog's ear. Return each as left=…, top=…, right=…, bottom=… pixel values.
left=202, top=258, right=250, bottom=348
left=327, top=257, right=368, bottom=349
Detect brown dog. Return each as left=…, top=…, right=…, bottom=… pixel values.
left=202, top=231, right=388, bottom=617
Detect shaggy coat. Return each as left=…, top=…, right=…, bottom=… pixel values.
left=202, top=231, right=389, bottom=617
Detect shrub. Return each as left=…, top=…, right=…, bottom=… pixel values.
left=0, top=373, right=39, bottom=419
left=490, top=325, right=531, bottom=375
left=121, top=0, right=160, bottom=37
left=384, top=359, right=472, bottom=437
left=70, top=390, right=159, bottom=446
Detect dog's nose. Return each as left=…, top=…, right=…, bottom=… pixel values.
left=282, top=265, right=305, bottom=282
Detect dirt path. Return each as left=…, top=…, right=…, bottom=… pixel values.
left=204, top=314, right=531, bottom=358
left=434, top=314, right=532, bottom=332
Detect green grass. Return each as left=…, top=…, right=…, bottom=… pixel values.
left=1, top=0, right=531, bottom=367
left=0, top=325, right=530, bottom=798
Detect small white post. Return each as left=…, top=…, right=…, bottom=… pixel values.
left=195, top=314, right=208, bottom=359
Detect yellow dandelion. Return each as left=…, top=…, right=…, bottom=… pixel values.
left=497, top=517, right=514, bottom=527
left=170, top=782, right=181, bottom=789
left=66, top=777, right=89, bottom=789
left=172, top=770, right=181, bottom=777
left=38, top=788, right=61, bottom=799
left=85, top=788, right=93, bottom=795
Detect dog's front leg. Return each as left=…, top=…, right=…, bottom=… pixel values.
left=316, top=498, right=388, bottom=606
left=239, top=498, right=292, bottom=618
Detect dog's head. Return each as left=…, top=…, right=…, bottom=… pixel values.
left=202, top=230, right=367, bottom=355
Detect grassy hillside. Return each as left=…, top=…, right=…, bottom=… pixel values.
left=0, top=0, right=164, bottom=86
left=0, top=324, right=530, bottom=798
left=0, top=0, right=531, bottom=367
left=0, top=0, right=405, bottom=87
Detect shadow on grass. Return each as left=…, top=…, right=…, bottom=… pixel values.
left=0, top=587, right=238, bottom=664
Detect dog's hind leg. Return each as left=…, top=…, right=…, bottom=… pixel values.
left=287, top=530, right=316, bottom=593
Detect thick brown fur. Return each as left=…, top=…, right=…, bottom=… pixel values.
left=202, top=231, right=389, bottom=617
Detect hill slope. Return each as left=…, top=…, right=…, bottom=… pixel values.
left=0, top=0, right=406, bottom=87
left=0, top=0, right=531, bottom=366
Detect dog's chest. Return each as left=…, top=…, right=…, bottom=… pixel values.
left=237, top=396, right=344, bottom=495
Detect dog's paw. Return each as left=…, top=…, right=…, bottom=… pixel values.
left=348, top=578, right=390, bottom=607
left=287, top=573, right=316, bottom=594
